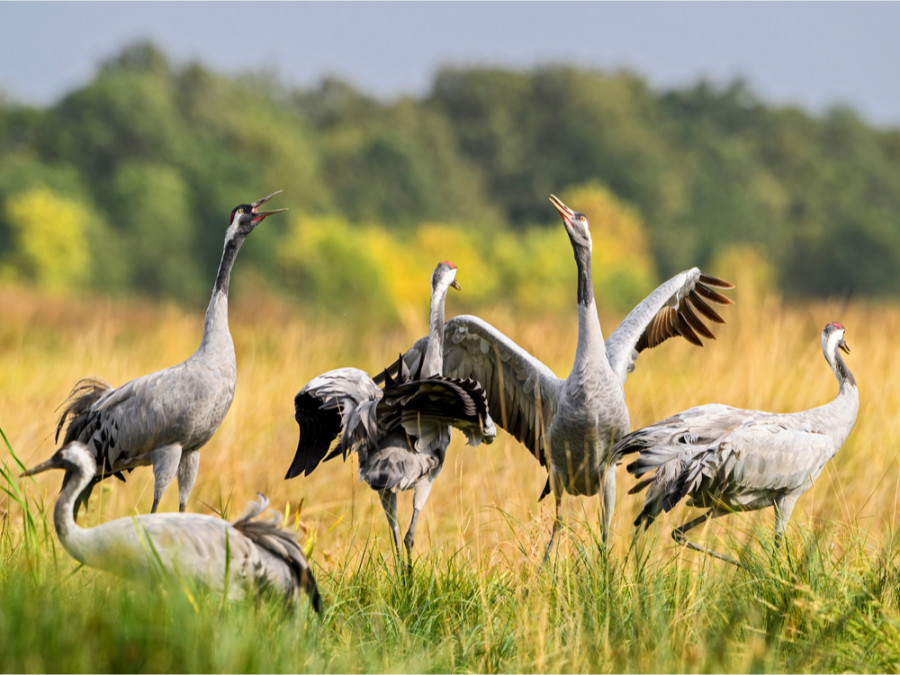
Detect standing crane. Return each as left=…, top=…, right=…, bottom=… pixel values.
left=285, top=261, right=496, bottom=559
left=379, top=195, right=733, bottom=561
left=22, top=441, right=320, bottom=611
left=614, top=322, right=859, bottom=565
left=54, top=191, right=287, bottom=516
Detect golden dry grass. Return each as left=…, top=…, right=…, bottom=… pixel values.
left=3, top=280, right=897, bottom=576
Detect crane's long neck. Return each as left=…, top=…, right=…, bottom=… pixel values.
left=817, top=344, right=859, bottom=447
left=572, top=243, right=607, bottom=370
left=830, top=346, right=859, bottom=407
left=197, top=233, right=246, bottom=357
left=422, top=284, right=449, bottom=378
left=54, top=470, right=93, bottom=564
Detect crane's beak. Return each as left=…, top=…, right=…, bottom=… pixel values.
left=549, top=194, right=575, bottom=226
left=839, top=338, right=850, bottom=355
left=21, top=455, right=62, bottom=477
left=451, top=279, right=461, bottom=291
left=250, top=190, right=288, bottom=222
left=251, top=190, right=282, bottom=210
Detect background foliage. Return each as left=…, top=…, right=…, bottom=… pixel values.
left=2, top=41, right=899, bottom=317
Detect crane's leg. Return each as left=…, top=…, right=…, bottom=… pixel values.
left=539, top=468, right=565, bottom=572
left=379, top=490, right=402, bottom=561
left=149, top=444, right=182, bottom=513
left=404, top=470, right=439, bottom=553
left=773, top=494, right=799, bottom=550
left=599, top=464, right=617, bottom=547
left=672, top=509, right=742, bottom=567
left=176, top=450, right=200, bottom=513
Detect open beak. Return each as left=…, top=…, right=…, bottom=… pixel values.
left=251, top=190, right=288, bottom=222
left=21, top=456, right=61, bottom=478
left=549, top=194, right=575, bottom=226
left=840, top=339, right=851, bottom=355
left=451, top=280, right=461, bottom=291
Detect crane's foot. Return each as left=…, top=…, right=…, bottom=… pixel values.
left=673, top=526, right=743, bottom=568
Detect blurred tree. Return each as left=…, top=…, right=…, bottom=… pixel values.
left=1, top=188, right=91, bottom=291
left=107, top=162, right=201, bottom=300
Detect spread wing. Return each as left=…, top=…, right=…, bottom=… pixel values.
left=286, top=367, right=381, bottom=479
left=376, top=315, right=563, bottom=466
left=605, top=268, right=734, bottom=385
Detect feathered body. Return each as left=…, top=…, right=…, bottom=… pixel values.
left=615, top=322, right=859, bottom=562
left=54, top=192, right=286, bottom=515
left=286, top=262, right=496, bottom=555
left=23, top=442, right=320, bottom=611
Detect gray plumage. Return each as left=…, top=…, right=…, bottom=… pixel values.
left=379, top=195, right=733, bottom=557
left=54, top=191, right=287, bottom=516
left=22, top=441, right=320, bottom=611
left=615, top=322, right=859, bottom=565
left=285, top=262, right=497, bottom=558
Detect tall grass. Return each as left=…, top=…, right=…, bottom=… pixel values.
left=2, top=282, right=900, bottom=671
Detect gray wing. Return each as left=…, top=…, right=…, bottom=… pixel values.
left=377, top=315, right=562, bottom=466
left=605, top=268, right=734, bottom=385
left=286, top=367, right=382, bottom=479
left=619, top=404, right=835, bottom=525
left=381, top=375, right=497, bottom=450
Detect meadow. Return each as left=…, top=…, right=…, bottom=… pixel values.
left=2, top=279, right=900, bottom=673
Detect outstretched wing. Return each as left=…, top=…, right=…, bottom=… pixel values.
left=605, top=268, right=734, bottom=385
left=376, top=315, right=562, bottom=466
left=285, top=367, right=382, bottom=479
left=379, top=375, right=496, bottom=448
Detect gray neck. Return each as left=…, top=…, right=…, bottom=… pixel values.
left=572, top=244, right=606, bottom=369
left=422, top=284, right=449, bottom=378
left=573, top=242, right=594, bottom=307
left=197, top=234, right=245, bottom=356
left=811, top=346, right=860, bottom=448
left=55, top=470, right=91, bottom=564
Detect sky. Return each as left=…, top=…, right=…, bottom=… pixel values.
left=2, top=1, right=900, bottom=128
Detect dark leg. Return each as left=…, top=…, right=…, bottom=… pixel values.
left=673, top=510, right=743, bottom=567
left=539, top=469, right=564, bottom=573
left=379, top=490, right=402, bottom=561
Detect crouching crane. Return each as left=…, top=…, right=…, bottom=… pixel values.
left=614, top=322, right=859, bottom=565
left=22, top=441, right=320, bottom=611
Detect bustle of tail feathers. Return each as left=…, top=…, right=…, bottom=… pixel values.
left=626, top=444, right=711, bottom=528
left=232, top=494, right=321, bottom=613
left=55, top=377, right=111, bottom=444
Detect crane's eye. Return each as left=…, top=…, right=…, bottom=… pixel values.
left=579, top=216, right=586, bottom=222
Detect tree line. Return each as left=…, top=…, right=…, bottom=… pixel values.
left=1, top=41, right=898, bottom=317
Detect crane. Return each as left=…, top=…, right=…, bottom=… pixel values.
left=285, top=261, right=496, bottom=559
left=54, top=191, right=287, bottom=517
left=378, top=195, right=733, bottom=561
left=614, top=322, right=859, bottom=565
left=22, top=441, right=320, bottom=611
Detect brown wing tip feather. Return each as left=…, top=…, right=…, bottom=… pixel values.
left=698, top=273, right=735, bottom=290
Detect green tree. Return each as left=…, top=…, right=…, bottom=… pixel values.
left=1, top=188, right=91, bottom=291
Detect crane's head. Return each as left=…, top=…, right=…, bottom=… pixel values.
left=432, top=260, right=462, bottom=293
left=549, top=194, right=592, bottom=251
left=227, top=190, right=288, bottom=239
left=822, top=322, right=851, bottom=356
left=21, top=441, right=97, bottom=481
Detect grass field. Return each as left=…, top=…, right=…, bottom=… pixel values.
left=2, top=281, right=899, bottom=672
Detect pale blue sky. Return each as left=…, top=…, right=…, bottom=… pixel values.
left=3, top=2, right=899, bottom=127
